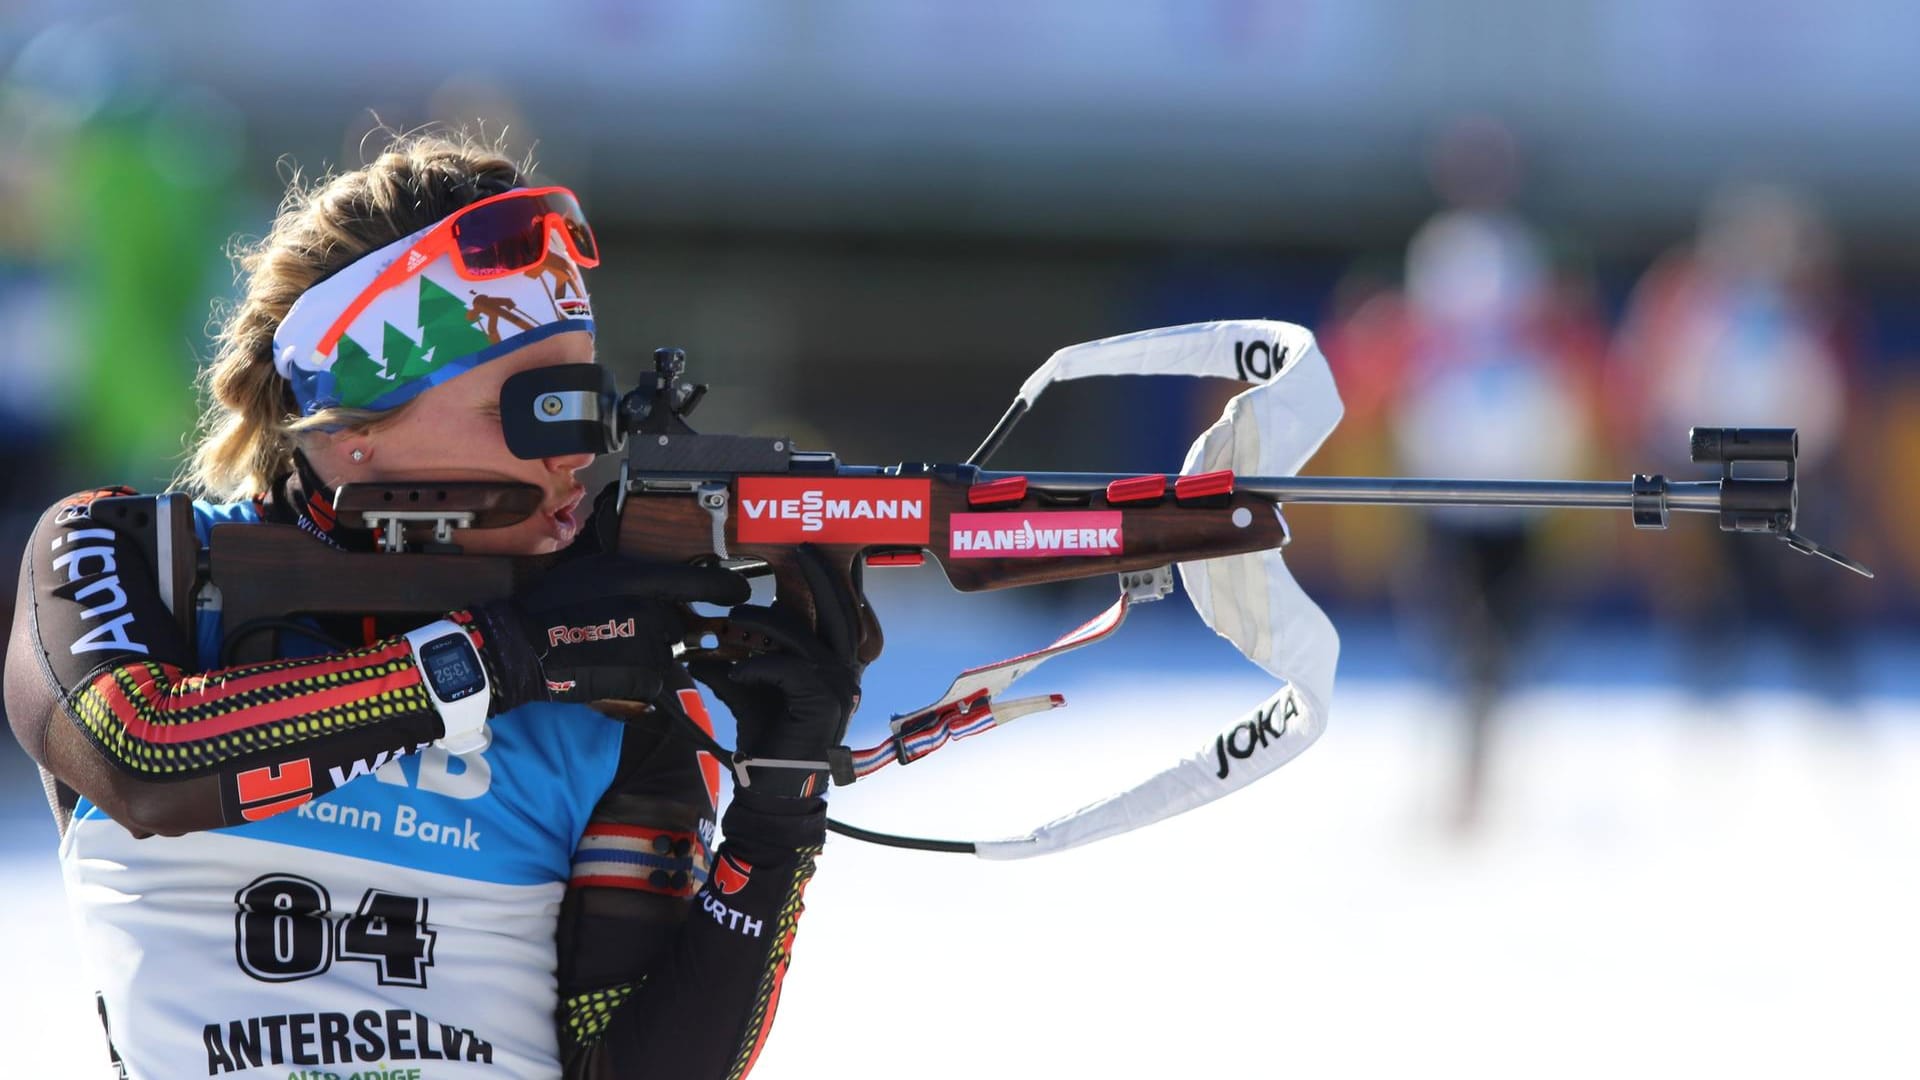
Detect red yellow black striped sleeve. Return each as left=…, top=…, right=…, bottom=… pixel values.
left=557, top=685, right=827, bottom=1080
left=5, top=489, right=465, bottom=835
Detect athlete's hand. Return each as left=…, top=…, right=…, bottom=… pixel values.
left=688, top=546, right=866, bottom=799
left=470, top=554, right=750, bottom=711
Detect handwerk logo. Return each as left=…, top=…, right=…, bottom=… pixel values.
left=549, top=618, right=637, bottom=647
left=948, top=511, right=1124, bottom=559
left=736, top=478, right=932, bottom=544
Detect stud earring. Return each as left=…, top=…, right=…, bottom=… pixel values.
left=351, top=449, right=367, bottom=462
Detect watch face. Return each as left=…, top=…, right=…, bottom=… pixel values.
left=419, top=634, right=486, bottom=702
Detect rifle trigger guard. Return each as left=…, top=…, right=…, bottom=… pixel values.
left=696, top=482, right=730, bottom=559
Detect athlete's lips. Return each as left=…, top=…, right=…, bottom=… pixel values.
left=545, top=486, right=587, bottom=540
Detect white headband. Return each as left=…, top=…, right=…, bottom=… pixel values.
left=273, top=213, right=594, bottom=415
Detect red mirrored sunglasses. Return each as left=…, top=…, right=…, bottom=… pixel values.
left=317, top=186, right=599, bottom=359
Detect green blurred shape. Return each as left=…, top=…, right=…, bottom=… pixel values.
left=62, top=112, right=226, bottom=491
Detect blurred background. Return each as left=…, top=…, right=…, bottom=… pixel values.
left=2, top=2, right=1916, bottom=1077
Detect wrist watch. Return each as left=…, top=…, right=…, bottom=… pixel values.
left=404, top=619, right=492, bottom=756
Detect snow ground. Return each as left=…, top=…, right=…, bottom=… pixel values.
left=4, top=679, right=1916, bottom=1079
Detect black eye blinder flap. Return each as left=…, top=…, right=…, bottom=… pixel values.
left=500, top=364, right=623, bottom=460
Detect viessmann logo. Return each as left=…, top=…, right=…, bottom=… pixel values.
left=948, top=511, right=1124, bottom=559
left=736, top=478, right=932, bottom=544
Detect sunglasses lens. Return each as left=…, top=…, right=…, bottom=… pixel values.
left=544, top=190, right=598, bottom=264
left=451, top=190, right=598, bottom=277
left=452, top=199, right=544, bottom=277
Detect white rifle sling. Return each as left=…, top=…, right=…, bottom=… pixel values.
left=975, top=319, right=1342, bottom=858
left=848, top=320, right=1345, bottom=858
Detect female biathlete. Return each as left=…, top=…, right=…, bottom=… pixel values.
left=4, top=132, right=860, bottom=1079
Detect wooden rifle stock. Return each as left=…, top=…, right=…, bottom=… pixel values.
left=618, top=470, right=1286, bottom=663
left=209, top=524, right=534, bottom=664
left=199, top=470, right=1288, bottom=667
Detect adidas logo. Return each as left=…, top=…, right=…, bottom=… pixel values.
left=404, top=250, right=430, bottom=273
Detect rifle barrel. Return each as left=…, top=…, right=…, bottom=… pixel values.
left=987, top=472, right=1726, bottom=514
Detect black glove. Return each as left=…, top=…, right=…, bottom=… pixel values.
left=469, top=554, right=750, bottom=712
left=687, top=545, right=867, bottom=799
left=557, top=480, right=624, bottom=560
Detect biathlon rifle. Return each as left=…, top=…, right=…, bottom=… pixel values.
left=98, top=321, right=1870, bottom=857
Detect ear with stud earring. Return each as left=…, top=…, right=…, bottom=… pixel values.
left=350, top=448, right=367, bottom=463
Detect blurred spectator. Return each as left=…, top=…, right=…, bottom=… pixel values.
left=1607, top=183, right=1864, bottom=701
left=1299, top=266, right=1416, bottom=607
left=1373, top=118, right=1600, bottom=829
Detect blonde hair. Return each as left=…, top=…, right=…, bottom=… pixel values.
left=177, top=129, right=531, bottom=500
